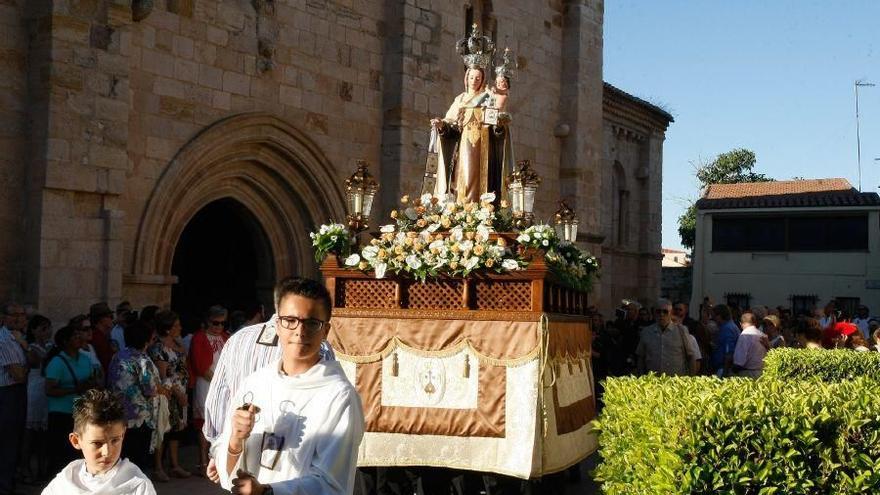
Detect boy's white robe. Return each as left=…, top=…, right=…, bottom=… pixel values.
left=42, top=458, right=155, bottom=495
left=215, top=359, right=365, bottom=495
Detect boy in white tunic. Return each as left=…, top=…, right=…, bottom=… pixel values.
left=42, top=389, right=155, bottom=495
left=216, top=278, right=364, bottom=495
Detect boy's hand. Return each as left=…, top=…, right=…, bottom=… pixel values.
left=231, top=404, right=258, bottom=445
left=231, top=469, right=264, bottom=494
left=206, top=458, right=219, bottom=483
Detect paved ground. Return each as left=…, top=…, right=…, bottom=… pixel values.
left=20, top=443, right=601, bottom=494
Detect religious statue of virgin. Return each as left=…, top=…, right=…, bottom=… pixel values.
left=425, top=25, right=517, bottom=204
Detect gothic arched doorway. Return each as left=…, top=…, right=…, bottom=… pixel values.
left=170, top=198, right=275, bottom=326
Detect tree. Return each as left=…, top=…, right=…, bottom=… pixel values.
left=678, top=148, right=773, bottom=250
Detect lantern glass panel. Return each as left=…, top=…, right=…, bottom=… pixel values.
left=523, top=184, right=538, bottom=214
left=362, top=191, right=375, bottom=218
left=349, top=190, right=364, bottom=215
left=568, top=220, right=579, bottom=242
left=509, top=183, right=524, bottom=214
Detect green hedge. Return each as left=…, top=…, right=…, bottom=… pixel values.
left=763, top=348, right=880, bottom=381
left=595, top=375, right=880, bottom=494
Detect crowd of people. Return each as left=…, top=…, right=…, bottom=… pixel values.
left=590, top=297, right=880, bottom=402
left=0, top=298, right=265, bottom=493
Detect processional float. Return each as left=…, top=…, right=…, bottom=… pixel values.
left=313, top=25, right=597, bottom=479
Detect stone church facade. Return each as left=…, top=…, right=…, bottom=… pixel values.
left=0, top=0, right=669, bottom=323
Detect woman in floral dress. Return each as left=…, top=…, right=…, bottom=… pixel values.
left=148, top=310, right=191, bottom=480
left=108, top=320, right=169, bottom=476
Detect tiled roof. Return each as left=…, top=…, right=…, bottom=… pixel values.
left=696, top=178, right=880, bottom=210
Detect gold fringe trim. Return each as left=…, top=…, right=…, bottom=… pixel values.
left=333, top=336, right=540, bottom=367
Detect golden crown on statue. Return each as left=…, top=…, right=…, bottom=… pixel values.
left=456, top=23, right=496, bottom=69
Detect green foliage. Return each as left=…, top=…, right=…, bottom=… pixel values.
left=694, top=148, right=772, bottom=185
left=596, top=374, right=880, bottom=494
left=677, top=148, right=773, bottom=249
left=763, top=348, right=880, bottom=382
left=678, top=203, right=697, bottom=250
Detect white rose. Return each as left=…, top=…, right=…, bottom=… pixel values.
left=542, top=239, right=549, bottom=247
left=405, top=254, right=423, bottom=270
left=362, top=245, right=379, bottom=260
left=463, top=256, right=480, bottom=271
left=502, top=259, right=520, bottom=271
left=380, top=224, right=396, bottom=233
left=480, top=192, right=496, bottom=203
left=374, top=262, right=387, bottom=279
left=517, top=234, right=530, bottom=243
left=420, top=193, right=433, bottom=205
left=344, top=254, right=360, bottom=266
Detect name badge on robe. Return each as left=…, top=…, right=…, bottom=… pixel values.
left=260, top=432, right=285, bottom=470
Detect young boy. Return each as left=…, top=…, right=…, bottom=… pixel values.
left=42, top=389, right=156, bottom=495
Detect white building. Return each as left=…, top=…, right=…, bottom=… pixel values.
left=690, top=178, right=880, bottom=316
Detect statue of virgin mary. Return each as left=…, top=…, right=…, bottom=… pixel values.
left=426, top=25, right=515, bottom=204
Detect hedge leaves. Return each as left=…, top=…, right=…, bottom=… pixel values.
left=596, top=350, right=880, bottom=494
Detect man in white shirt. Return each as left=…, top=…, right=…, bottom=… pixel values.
left=216, top=277, right=363, bottom=495
left=733, top=312, right=767, bottom=378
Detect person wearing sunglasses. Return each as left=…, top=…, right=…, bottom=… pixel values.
left=216, top=277, right=364, bottom=495
left=191, top=305, right=230, bottom=474
left=635, top=299, right=697, bottom=376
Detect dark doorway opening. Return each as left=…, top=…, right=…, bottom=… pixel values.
left=171, top=198, right=275, bottom=332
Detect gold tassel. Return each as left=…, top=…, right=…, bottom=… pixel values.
left=391, top=352, right=399, bottom=377
left=463, top=354, right=470, bottom=378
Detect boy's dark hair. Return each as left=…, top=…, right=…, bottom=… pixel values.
left=73, top=389, right=125, bottom=434
left=273, top=277, right=332, bottom=318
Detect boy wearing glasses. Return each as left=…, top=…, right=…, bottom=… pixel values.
left=215, top=277, right=364, bottom=495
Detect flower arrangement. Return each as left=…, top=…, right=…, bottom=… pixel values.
left=309, top=223, right=351, bottom=263
left=310, top=193, right=600, bottom=290
left=344, top=192, right=524, bottom=281
left=517, top=224, right=599, bottom=291
left=546, top=243, right=600, bottom=292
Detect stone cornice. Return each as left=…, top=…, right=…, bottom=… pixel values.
left=603, top=82, right=673, bottom=133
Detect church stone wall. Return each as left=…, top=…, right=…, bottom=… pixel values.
left=0, top=0, right=30, bottom=302
left=1, top=0, right=624, bottom=323
left=600, top=85, right=671, bottom=313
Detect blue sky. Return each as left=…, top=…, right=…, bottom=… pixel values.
left=604, top=0, right=880, bottom=250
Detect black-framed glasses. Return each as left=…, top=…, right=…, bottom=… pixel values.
left=277, top=315, right=326, bottom=334
left=210, top=320, right=227, bottom=328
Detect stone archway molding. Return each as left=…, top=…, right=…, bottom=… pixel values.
left=130, top=112, right=347, bottom=287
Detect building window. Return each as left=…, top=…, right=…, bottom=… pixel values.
left=725, top=293, right=751, bottom=312
left=712, top=214, right=869, bottom=252
left=835, top=297, right=860, bottom=318
left=790, top=295, right=818, bottom=317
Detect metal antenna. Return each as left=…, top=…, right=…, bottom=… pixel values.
left=855, top=80, right=875, bottom=192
